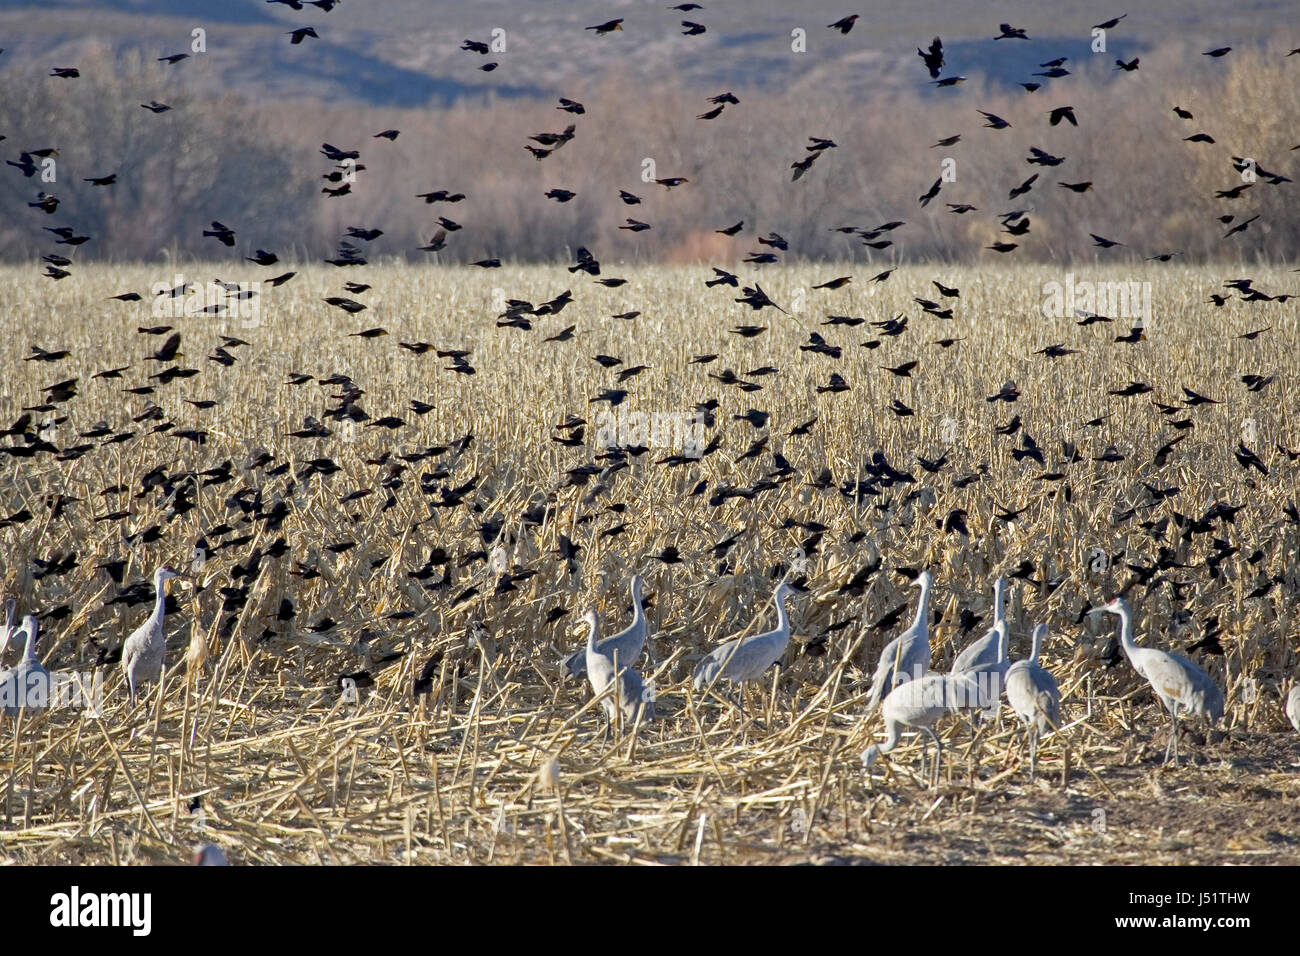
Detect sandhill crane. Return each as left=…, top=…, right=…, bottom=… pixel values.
left=121, top=566, right=181, bottom=704
left=0, top=597, right=17, bottom=660
left=861, top=672, right=968, bottom=786
left=865, top=570, right=933, bottom=714
left=582, top=609, right=652, bottom=729
left=2, top=615, right=51, bottom=716
left=950, top=619, right=1010, bottom=717
left=1286, top=685, right=1300, bottom=733
left=951, top=577, right=1008, bottom=672
left=1004, top=623, right=1061, bottom=777
left=1097, top=597, right=1224, bottom=765
left=694, top=580, right=794, bottom=690
left=564, top=574, right=645, bottom=679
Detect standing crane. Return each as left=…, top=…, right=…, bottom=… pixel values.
left=2, top=615, right=51, bottom=716
left=564, top=574, right=646, bottom=680
left=581, top=608, right=652, bottom=730
left=951, top=577, right=1008, bottom=673
left=0, top=597, right=17, bottom=657
left=1004, top=622, right=1061, bottom=777
left=121, top=566, right=181, bottom=704
left=861, top=672, right=965, bottom=787
left=949, top=619, right=1009, bottom=717
left=865, top=570, right=934, bottom=714
left=693, top=581, right=795, bottom=715
left=1097, top=597, right=1224, bottom=765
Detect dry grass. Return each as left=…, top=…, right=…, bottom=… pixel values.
left=1, top=262, right=1298, bottom=865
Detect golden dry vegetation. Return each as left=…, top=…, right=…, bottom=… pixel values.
left=1, top=262, right=1298, bottom=865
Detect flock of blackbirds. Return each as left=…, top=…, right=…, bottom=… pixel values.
left=1, top=9, right=1298, bottom=756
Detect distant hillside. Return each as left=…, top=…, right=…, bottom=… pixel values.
left=0, top=0, right=1277, bottom=106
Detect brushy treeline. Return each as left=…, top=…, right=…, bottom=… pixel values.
left=0, top=39, right=1295, bottom=265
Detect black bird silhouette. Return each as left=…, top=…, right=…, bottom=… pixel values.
left=917, top=37, right=944, bottom=78
left=1009, top=174, right=1038, bottom=199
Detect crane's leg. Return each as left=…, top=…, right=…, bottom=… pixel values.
left=1028, top=726, right=1038, bottom=780
left=925, top=728, right=944, bottom=788
left=1171, top=704, right=1180, bottom=766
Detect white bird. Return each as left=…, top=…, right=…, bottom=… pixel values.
left=582, top=608, right=652, bottom=729
left=1, top=615, right=52, bottom=716
left=693, top=581, right=795, bottom=705
left=950, top=577, right=1008, bottom=673
left=864, top=570, right=934, bottom=714
left=861, top=672, right=968, bottom=786
left=1004, top=623, right=1061, bottom=777
left=121, top=565, right=181, bottom=704
left=1097, top=597, right=1224, bottom=765
left=564, top=574, right=646, bottom=680
left=1285, top=685, right=1300, bottom=733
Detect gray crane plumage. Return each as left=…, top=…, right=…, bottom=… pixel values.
left=564, top=574, right=645, bottom=680
left=864, top=570, right=933, bottom=714
left=1004, top=622, right=1061, bottom=777
left=121, top=565, right=180, bottom=703
left=693, top=581, right=795, bottom=692
left=1097, top=597, right=1223, bottom=765
left=0, top=597, right=17, bottom=661
left=950, top=577, right=1007, bottom=673
left=1285, top=685, right=1299, bottom=734
left=861, top=671, right=967, bottom=786
left=1, top=615, right=51, bottom=716
left=582, top=608, right=652, bottom=727
left=950, top=618, right=1009, bottom=714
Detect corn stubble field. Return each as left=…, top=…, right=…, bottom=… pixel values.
left=2, top=262, right=1298, bottom=865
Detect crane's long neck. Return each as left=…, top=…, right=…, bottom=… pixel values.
left=773, top=588, right=790, bottom=637
left=0, top=604, right=13, bottom=656
left=876, top=718, right=902, bottom=755
left=1030, top=626, right=1043, bottom=665
left=910, top=580, right=930, bottom=637
left=630, top=580, right=644, bottom=631
left=586, top=616, right=599, bottom=654
left=151, top=575, right=168, bottom=627
left=997, top=621, right=1009, bottom=663
left=20, top=622, right=38, bottom=662
left=993, top=579, right=1006, bottom=625
left=1115, top=606, right=1138, bottom=658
